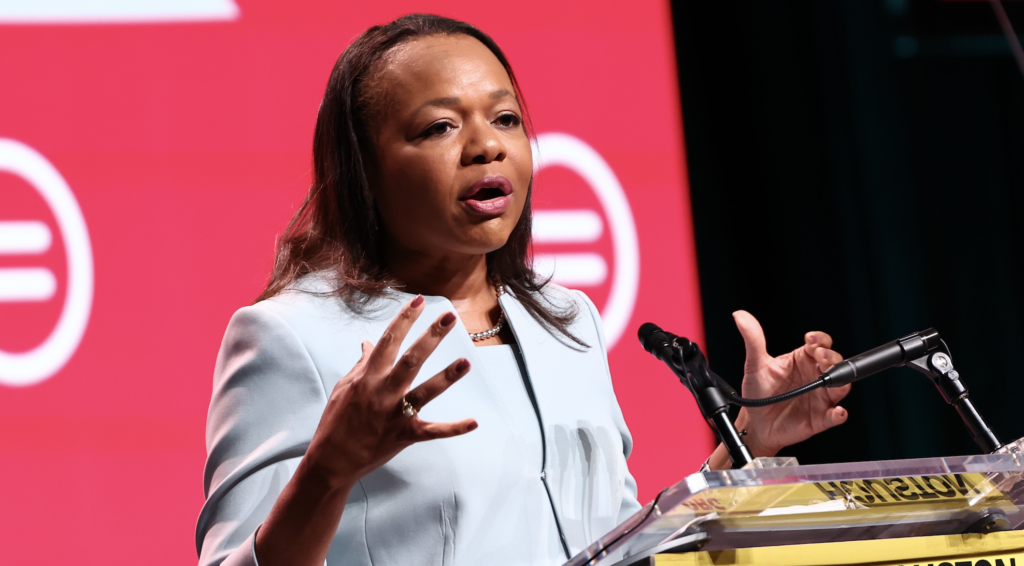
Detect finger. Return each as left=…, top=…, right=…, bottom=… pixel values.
left=827, top=382, right=852, bottom=404
left=388, top=312, right=459, bottom=392
left=405, top=358, right=471, bottom=410
left=414, top=418, right=479, bottom=441
left=815, top=347, right=842, bottom=373
left=733, top=310, right=768, bottom=373
left=804, top=331, right=834, bottom=351
left=355, top=341, right=372, bottom=369
left=367, top=295, right=425, bottom=376
left=820, top=405, right=848, bottom=430
left=330, top=341, right=374, bottom=397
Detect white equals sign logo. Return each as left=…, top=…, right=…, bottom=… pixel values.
left=0, top=139, right=93, bottom=387
left=533, top=209, right=607, bottom=286
left=0, top=220, right=57, bottom=301
left=531, top=133, right=640, bottom=350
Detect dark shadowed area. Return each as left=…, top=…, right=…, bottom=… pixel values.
left=671, top=0, right=1024, bottom=464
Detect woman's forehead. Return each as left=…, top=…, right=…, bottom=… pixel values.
left=379, top=35, right=513, bottom=104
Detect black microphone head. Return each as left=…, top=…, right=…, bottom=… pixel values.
left=638, top=322, right=670, bottom=354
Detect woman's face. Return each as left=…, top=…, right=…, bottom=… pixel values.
left=366, top=34, right=532, bottom=262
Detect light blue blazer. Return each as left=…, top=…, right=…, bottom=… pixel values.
left=195, top=276, right=641, bottom=566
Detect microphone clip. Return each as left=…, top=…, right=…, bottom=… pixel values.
left=903, top=340, right=1002, bottom=453
left=668, top=339, right=753, bottom=468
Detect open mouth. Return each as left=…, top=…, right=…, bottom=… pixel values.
left=459, top=175, right=514, bottom=217
left=466, top=186, right=507, bottom=201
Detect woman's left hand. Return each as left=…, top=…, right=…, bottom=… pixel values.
left=707, top=310, right=851, bottom=470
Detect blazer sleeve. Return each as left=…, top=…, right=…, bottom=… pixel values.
left=195, top=304, right=330, bottom=566
left=573, top=290, right=643, bottom=525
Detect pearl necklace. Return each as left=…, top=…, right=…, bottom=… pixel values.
left=468, top=284, right=506, bottom=342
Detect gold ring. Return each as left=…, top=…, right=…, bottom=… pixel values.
left=401, top=397, right=417, bottom=418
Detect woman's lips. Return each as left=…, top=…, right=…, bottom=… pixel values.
left=459, top=175, right=513, bottom=217
left=461, top=195, right=511, bottom=216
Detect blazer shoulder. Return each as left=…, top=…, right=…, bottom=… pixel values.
left=543, top=284, right=605, bottom=344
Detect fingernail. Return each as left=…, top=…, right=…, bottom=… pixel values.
left=808, top=334, right=818, bottom=344
left=455, top=359, right=470, bottom=373
left=411, top=295, right=424, bottom=307
left=467, top=421, right=479, bottom=431
left=440, top=312, right=456, bottom=328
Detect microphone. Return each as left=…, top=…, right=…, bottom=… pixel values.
left=638, top=323, right=701, bottom=362
left=821, top=328, right=942, bottom=388
left=638, top=322, right=678, bottom=366
left=638, top=323, right=690, bottom=391
left=638, top=323, right=729, bottom=395
left=639, top=322, right=754, bottom=467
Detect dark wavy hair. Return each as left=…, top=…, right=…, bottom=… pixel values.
left=256, top=13, right=584, bottom=346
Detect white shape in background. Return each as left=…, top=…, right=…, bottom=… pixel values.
left=0, top=220, right=52, bottom=254
left=0, top=139, right=94, bottom=387
left=533, top=253, right=608, bottom=288
left=533, top=209, right=604, bottom=244
left=0, top=0, right=239, bottom=24
left=0, top=268, right=57, bottom=302
left=532, top=133, right=640, bottom=350
left=533, top=210, right=608, bottom=289
left=0, top=220, right=56, bottom=302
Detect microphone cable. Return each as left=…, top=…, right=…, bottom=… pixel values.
left=725, top=379, right=825, bottom=408
left=639, top=322, right=942, bottom=409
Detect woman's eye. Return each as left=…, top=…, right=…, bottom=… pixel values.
left=425, top=121, right=454, bottom=137
left=495, top=113, right=522, bottom=128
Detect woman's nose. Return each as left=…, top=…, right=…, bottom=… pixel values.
left=462, top=120, right=506, bottom=165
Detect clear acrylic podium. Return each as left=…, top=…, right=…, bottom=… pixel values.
left=566, top=447, right=1024, bottom=566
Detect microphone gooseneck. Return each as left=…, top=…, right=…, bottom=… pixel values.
left=640, top=322, right=1003, bottom=455
left=640, top=322, right=824, bottom=408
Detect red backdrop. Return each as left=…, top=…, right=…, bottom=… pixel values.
left=0, top=1, right=710, bottom=563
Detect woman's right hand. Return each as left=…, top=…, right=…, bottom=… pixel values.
left=255, top=295, right=476, bottom=566
left=304, top=294, right=478, bottom=485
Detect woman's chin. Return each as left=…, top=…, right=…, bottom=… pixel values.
left=456, top=232, right=514, bottom=255
left=452, top=220, right=516, bottom=251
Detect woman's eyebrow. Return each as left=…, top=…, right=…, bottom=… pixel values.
left=417, top=96, right=461, bottom=111
left=415, top=90, right=515, bottom=113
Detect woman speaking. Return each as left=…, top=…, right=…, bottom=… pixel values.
left=195, top=14, right=850, bottom=566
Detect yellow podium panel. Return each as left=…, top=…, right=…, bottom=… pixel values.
left=652, top=530, right=1024, bottom=566
left=567, top=451, right=1024, bottom=566
left=567, top=452, right=1024, bottom=566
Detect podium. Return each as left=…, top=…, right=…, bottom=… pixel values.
left=567, top=444, right=1024, bottom=566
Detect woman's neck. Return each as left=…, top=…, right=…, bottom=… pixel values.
left=386, top=251, right=491, bottom=303
left=385, top=246, right=506, bottom=345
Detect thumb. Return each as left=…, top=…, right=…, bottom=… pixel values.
left=355, top=340, right=373, bottom=367
left=733, top=310, right=768, bottom=373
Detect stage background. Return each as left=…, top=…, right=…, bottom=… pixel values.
left=0, top=1, right=707, bottom=563
left=673, top=0, right=1024, bottom=467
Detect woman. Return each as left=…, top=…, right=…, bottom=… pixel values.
left=195, top=14, right=850, bottom=566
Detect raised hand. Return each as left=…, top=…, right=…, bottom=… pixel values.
left=306, top=294, right=478, bottom=481
left=256, top=295, right=476, bottom=566
left=732, top=310, right=850, bottom=459
left=706, top=310, right=851, bottom=470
